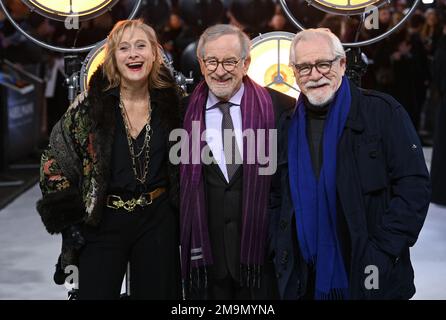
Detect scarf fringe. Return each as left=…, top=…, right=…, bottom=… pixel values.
left=184, top=263, right=263, bottom=299
left=189, top=266, right=208, bottom=290
left=240, top=264, right=262, bottom=289
left=183, top=266, right=208, bottom=300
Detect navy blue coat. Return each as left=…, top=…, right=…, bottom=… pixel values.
left=268, top=80, right=431, bottom=300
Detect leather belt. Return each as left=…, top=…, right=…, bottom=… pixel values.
left=106, top=187, right=166, bottom=212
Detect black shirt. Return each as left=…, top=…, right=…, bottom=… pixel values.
left=305, top=98, right=329, bottom=179
left=107, top=90, right=169, bottom=195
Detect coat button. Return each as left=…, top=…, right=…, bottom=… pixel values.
left=279, top=219, right=288, bottom=230
left=281, top=250, right=289, bottom=265
left=225, top=218, right=231, bottom=224
left=276, top=272, right=282, bottom=279
left=369, top=150, right=378, bottom=158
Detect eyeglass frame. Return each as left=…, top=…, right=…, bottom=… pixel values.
left=291, top=56, right=341, bottom=77
left=201, top=56, right=245, bottom=73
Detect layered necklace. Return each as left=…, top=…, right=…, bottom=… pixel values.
left=119, top=95, right=152, bottom=185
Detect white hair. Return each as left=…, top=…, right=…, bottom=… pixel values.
left=289, top=28, right=346, bottom=64
left=196, top=24, right=251, bottom=59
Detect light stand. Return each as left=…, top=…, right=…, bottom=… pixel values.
left=64, top=54, right=82, bottom=103
left=345, top=47, right=368, bottom=86
left=345, top=13, right=369, bottom=87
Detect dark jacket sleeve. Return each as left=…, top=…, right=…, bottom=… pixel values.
left=372, top=99, right=431, bottom=258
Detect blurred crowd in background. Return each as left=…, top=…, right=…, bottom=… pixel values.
left=1, top=0, right=446, bottom=145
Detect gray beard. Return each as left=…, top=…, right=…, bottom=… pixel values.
left=307, top=94, right=333, bottom=108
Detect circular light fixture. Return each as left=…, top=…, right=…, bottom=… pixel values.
left=307, top=0, right=387, bottom=15
left=248, top=32, right=300, bottom=99
left=80, top=40, right=106, bottom=92
left=22, top=0, right=119, bottom=22
left=0, top=0, right=142, bottom=53
left=279, top=0, right=421, bottom=47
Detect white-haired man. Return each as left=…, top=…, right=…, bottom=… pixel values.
left=269, top=28, right=430, bottom=300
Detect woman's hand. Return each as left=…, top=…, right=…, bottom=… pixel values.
left=62, top=224, right=86, bottom=251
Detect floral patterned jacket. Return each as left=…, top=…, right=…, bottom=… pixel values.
left=37, top=65, right=181, bottom=234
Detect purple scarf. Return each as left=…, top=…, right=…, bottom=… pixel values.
left=180, top=76, right=275, bottom=291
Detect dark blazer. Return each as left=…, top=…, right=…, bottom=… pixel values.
left=204, top=161, right=243, bottom=281
left=269, top=80, right=431, bottom=300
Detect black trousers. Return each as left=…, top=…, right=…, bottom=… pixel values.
left=78, top=194, right=180, bottom=300
left=208, top=275, right=252, bottom=300
left=189, top=261, right=279, bottom=300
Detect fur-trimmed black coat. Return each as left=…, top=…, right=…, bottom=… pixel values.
left=36, top=64, right=181, bottom=235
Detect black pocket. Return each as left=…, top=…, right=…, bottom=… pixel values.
left=357, top=137, right=388, bottom=193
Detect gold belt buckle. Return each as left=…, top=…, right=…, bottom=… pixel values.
left=107, top=195, right=124, bottom=210
left=136, top=193, right=152, bottom=207
left=106, top=195, right=137, bottom=212
left=107, top=193, right=153, bottom=213
left=123, top=198, right=137, bottom=212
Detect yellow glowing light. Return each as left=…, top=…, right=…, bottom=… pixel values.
left=311, top=0, right=386, bottom=14
left=24, top=0, right=117, bottom=21
left=263, top=64, right=296, bottom=95
left=248, top=33, right=299, bottom=99
left=81, top=43, right=106, bottom=91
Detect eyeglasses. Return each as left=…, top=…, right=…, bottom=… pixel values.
left=202, top=57, right=243, bottom=73
left=291, top=56, right=340, bottom=77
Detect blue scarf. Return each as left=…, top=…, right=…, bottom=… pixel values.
left=288, top=76, right=351, bottom=299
